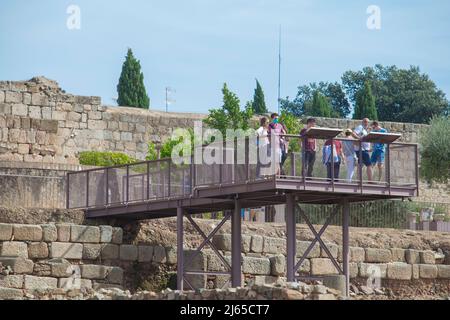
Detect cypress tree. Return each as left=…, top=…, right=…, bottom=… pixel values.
left=117, top=48, right=150, bottom=109
left=251, top=79, right=268, bottom=114
left=307, top=90, right=332, bottom=117
left=353, top=81, right=378, bottom=120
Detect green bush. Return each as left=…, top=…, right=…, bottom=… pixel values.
left=78, top=151, right=137, bottom=167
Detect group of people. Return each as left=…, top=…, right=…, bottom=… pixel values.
left=256, top=115, right=388, bottom=183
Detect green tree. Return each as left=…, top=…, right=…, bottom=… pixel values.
left=117, top=48, right=150, bottom=109
left=251, top=79, right=268, bottom=114
left=353, top=81, right=378, bottom=120
left=342, top=65, right=449, bottom=123
left=204, top=83, right=253, bottom=138
left=306, top=91, right=332, bottom=117
left=280, top=82, right=350, bottom=118
left=279, top=112, right=302, bottom=152
left=419, top=116, right=450, bottom=184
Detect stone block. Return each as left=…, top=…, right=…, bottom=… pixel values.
left=420, top=250, right=435, bottom=264
left=82, top=244, right=102, bottom=260
left=297, top=241, right=320, bottom=258
left=58, top=278, right=92, bottom=290
left=183, top=250, right=206, bottom=289
left=47, top=258, right=74, bottom=277
left=166, top=246, right=177, bottom=264
left=310, top=258, right=338, bottom=276
left=111, top=228, right=123, bottom=244
left=0, top=223, right=13, bottom=241
left=359, top=263, right=387, bottom=278
left=99, top=225, right=113, bottom=243
left=405, top=249, right=420, bottom=264
left=106, top=267, right=124, bottom=284
left=412, top=264, right=419, bottom=279
left=137, top=245, right=153, bottom=262
left=0, top=91, right=4, bottom=103
left=56, top=224, right=71, bottom=242
left=437, top=265, right=450, bottom=279
left=365, top=248, right=392, bottom=263
left=0, top=257, right=34, bottom=274
left=0, top=287, right=23, bottom=300
left=41, top=224, right=58, bottom=242
left=241, top=235, right=251, bottom=253
left=24, top=275, right=58, bottom=290
left=269, top=254, right=286, bottom=276
left=264, top=237, right=286, bottom=254
left=50, top=242, right=83, bottom=259
left=70, top=225, right=100, bottom=243
left=80, top=264, right=111, bottom=280
left=119, top=245, right=138, bottom=261
left=101, top=244, right=119, bottom=260
left=152, top=245, right=166, bottom=263
left=0, top=275, right=24, bottom=289
left=250, top=235, right=264, bottom=253
left=390, top=248, right=406, bottom=262
left=242, top=256, right=271, bottom=275
left=31, top=93, right=49, bottom=106
left=13, top=224, right=42, bottom=241
left=28, top=242, right=49, bottom=259
left=212, top=234, right=231, bottom=251
left=419, top=264, right=438, bottom=279
left=1, top=241, right=28, bottom=258
left=5, top=91, right=22, bottom=103
left=321, top=243, right=338, bottom=259
left=386, top=263, right=412, bottom=280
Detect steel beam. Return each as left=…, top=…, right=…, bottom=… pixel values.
left=176, top=206, right=184, bottom=291
left=342, top=199, right=350, bottom=296
left=231, top=197, right=242, bottom=287
left=286, top=194, right=296, bottom=282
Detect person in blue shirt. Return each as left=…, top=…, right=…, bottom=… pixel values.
left=370, top=121, right=387, bottom=181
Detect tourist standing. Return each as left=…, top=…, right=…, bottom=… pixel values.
left=256, top=117, right=270, bottom=177
left=370, top=121, right=387, bottom=181
left=342, top=129, right=357, bottom=182
left=352, top=118, right=373, bottom=181
left=323, top=138, right=345, bottom=181
left=268, top=113, right=286, bottom=175
left=300, top=118, right=317, bottom=178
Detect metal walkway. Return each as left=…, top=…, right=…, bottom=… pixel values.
left=66, top=131, right=419, bottom=295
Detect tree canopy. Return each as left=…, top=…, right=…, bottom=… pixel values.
left=307, top=90, right=333, bottom=118
left=117, top=48, right=150, bottom=109
left=251, top=79, right=268, bottom=114
left=353, top=81, right=378, bottom=120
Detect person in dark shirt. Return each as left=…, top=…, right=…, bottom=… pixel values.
left=323, top=139, right=345, bottom=181
left=300, top=118, right=317, bottom=178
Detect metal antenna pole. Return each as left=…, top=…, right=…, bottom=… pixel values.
left=277, top=25, right=281, bottom=114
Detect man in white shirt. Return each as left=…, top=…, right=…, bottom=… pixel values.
left=352, top=118, right=373, bottom=181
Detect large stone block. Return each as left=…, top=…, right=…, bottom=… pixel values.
left=419, top=264, right=438, bottom=279
left=405, top=249, right=420, bottom=264
left=437, top=265, right=450, bottom=279
left=321, top=243, right=338, bottom=259
left=50, top=242, right=83, bottom=259
left=80, top=264, right=111, bottom=280
left=99, top=225, right=113, bottom=243
left=5, top=91, right=22, bottom=103
left=47, top=258, right=74, bottom=277
left=101, top=244, right=119, bottom=260
left=241, top=235, right=251, bottom=253
left=310, top=258, right=338, bottom=276
left=0, top=287, right=24, bottom=300
left=41, top=224, right=58, bottom=242
left=390, top=248, right=406, bottom=262
left=212, top=234, right=232, bottom=251
left=242, top=256, right=271, bottom=275
left=420, top=250, right=435, bottom=264
left=386, top=263, right=412, bottom=280
left=269, top=254, right=286, bottom=276
left=56, top=224, right=71, bottom=242
left=359, top=263, right=387, bottom=278
left=82, top=244, right=102, bottom=260
left=1, top=241, right=28, bottom=258
left=13, top=224, right=42, bottom=241
left=112, top=228, right=123, bottom=244
left=119, top=245, right=138, bottom=261
left=138, top=245, right=153, bottom=262
left=365, top=248, right=392, bottom=263
left=70, top=225, right=100, bottom=243
left=58, top=278, right=92, bottom=290
left=166, top=247, right=177, bottom=265
left=297, top=241, right=320, bottom=258
left=24, top=275, right=58, bottom=290
left=0, top=223, right=13, bottom=241
left=0, top=275, right=24, bottom=289
left=250, top=235, right=263, bottom=253
left=264, top=237, right=286, bottom=254
left=152, top=245, right=166, bottom=263
left=28, top=242, right=49, bottom=259
left=183, top=250, right=206, bottom=289
left=0, top=257, right=34, bottom=274
left=106, top=267, right=124, bottom=284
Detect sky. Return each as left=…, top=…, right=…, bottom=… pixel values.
left=1, top=0, right=449, bottom=114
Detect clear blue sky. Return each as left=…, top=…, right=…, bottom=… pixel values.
left=1, top=0, right=449, bottom=113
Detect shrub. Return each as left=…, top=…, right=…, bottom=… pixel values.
left=78, top=151, right=137, bottom=167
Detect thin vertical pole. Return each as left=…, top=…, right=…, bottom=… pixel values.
left=290, top=152, right=296, bottom=176
left=342, top=199, right=350, bottom=297
left=177, top=206, right=184, bottom=291
left=386, top=144, right=391, bottom=195
left=105, top=168, right=109, bottom=205
left=286, top=194, right=296, bottom=282
left=168, top=160, right=171, bottom=197
left=86, top=171, right=89, bottom=207
left=277, top=25, right=281, bottom=113
left=358, top=141, right=363, bottom=194
left=331, top=138, right=335, bottom=191
left=231, top=197, right=242, bottom=287
left=66, top=173, right=70, bottom=209
left=147, top=162, right=150, bottom=200
left=125, top=165, right=129, bottom=203
left=414, top=144, right=419, bottom=196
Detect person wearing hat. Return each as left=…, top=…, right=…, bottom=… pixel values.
left=342, top=128, right=357, bottom=182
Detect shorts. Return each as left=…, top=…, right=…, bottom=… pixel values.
left=356, top=150, right=371, bottom=167
left=371, top=149, right=385, bottom=165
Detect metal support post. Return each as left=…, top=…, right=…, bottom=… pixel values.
left=342, top=199, right=350, bottom=296
left=286, top=194, right=296, bottom=282
left=231, top=197, right=242, bottom=287
left=177, top=206, right=184, bottom=291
